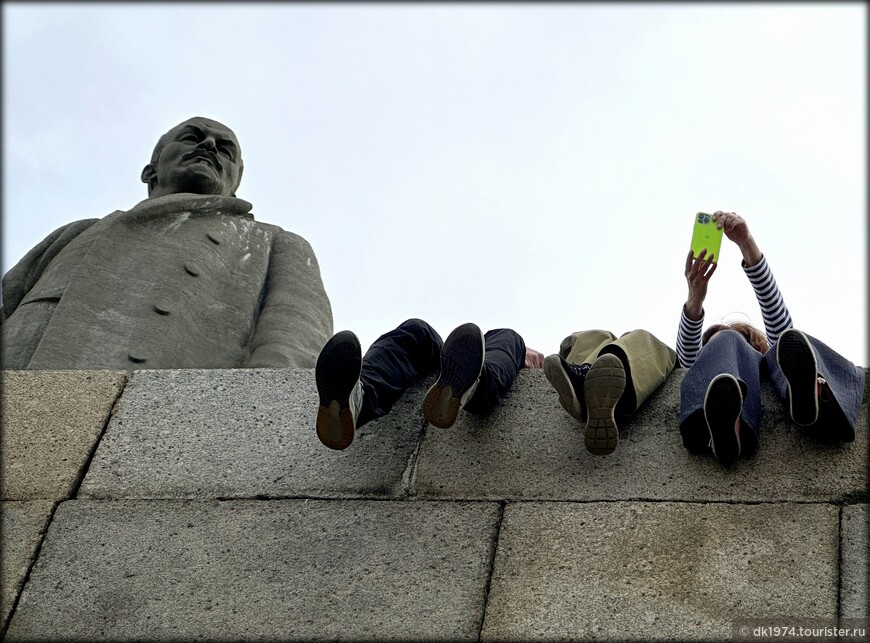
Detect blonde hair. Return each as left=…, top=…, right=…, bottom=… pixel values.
left=702, top=321, right=770, bottom=354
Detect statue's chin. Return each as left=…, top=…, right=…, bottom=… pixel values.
left=174, top=168, right=225, bottom=196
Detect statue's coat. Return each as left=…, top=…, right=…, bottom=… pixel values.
left=1, top=193, right=333, bottom=371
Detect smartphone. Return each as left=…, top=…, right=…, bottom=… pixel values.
left=690, top=212, right=724, bottom=262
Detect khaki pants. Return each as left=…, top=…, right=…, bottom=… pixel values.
left=559, top=329, right=676, bottom=416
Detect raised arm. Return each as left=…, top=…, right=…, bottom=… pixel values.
left=676, top=248, right=717, bottom=368
left=712, top=211, right=793, bottom=346
left=712, top=210, right=762, bottom=267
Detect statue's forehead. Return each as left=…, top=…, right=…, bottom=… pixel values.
left=170, top=117, right=238, bottom=142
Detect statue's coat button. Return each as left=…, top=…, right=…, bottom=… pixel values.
left=184, top=261, right=201, bottom=276
left=153, top=301, right=171, bottom=315
left=128, top=352, right=147, bottom=363
left=206, top=231, right=222, bottom=244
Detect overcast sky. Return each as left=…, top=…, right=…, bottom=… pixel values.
left=3, top=3, right=866, bottom=366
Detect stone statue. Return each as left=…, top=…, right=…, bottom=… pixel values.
left=1, top=117, right=333, bottom=371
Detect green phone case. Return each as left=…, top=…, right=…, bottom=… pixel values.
left=690, top=212, right=724, bottom=261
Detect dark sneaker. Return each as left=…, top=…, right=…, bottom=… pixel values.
left=704, top=373, right=743, bottom=465
left=776, top=328, right=819, bottom=426
left=422, top=323, right=485, bottom=428
left=583, top=353, right=626, bottom=455
left=315, top=330, right=364, bottom=450
left=543, top=354, right=589, bottom=422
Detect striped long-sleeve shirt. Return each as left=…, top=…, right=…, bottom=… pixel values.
left=676, top=255, right=793, bottom=368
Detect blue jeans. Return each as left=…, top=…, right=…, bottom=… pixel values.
left=356, top=318, right=527, bottom=427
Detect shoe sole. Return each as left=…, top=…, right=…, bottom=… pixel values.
left=776, top=329, right=818, bottom=426
left=704, top=373, right=743, bottom=465
left=543, top=354, right=583, bottom=422
left=315, top=331, right=362, bottom=450
left=422, top=323, right=484, bottom=428
left=583, top=353, right=625, bottom=455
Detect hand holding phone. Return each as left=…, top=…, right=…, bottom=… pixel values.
left=690, top=212, right=724, bottom=262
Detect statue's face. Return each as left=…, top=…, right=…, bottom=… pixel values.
left=145, top=118, right=242, bottom=198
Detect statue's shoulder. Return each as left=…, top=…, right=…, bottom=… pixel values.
left=256, top=221, right=315, bottom=251
left=1, top=217, right=105, bottom=318
left=49, top=217, right=102, bottom=238
left=24, top=217, right=103, bottom=263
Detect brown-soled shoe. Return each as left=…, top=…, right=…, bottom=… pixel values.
left=422, top=323, right=485, bottom=428
left=315, top=330, right=363, bottom=450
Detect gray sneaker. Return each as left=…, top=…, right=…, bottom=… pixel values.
left=543, top=354, right=589, bottom=422
left=422, top=323, right=485, bottom=428
left=583, top=353, right=626, bottom=455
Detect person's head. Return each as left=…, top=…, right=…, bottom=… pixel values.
left=702, top=321, right=770, bottom=353
left=141, top=117, right=244, bottom=198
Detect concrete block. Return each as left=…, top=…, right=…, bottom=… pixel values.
left=6, top=499, right=499, bottom=641
left=481, top=502, right=839, bottom=641
left=1, top=500, right=54, bottom=629
left=1, top=370, right=127, bottom=500
left=79, top=369, right=425, bottom=499
left=840, top=504, right=868, bottom=619
left=413, top=369, right=867, bottom=502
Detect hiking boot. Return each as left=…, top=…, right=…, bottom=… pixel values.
left=583, top=353, right=626, bottom=455
left=704, top=373, right=743, bottom=465
left=422, top=323, right=485, bottom=428
left=776, top=328, right=819, bottom=426
left=315, top=330, right=364, bottom=450
left=543, top=354, right=589, bottom=422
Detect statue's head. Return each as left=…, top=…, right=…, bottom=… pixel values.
left=141, top=117, right=244, bottom=198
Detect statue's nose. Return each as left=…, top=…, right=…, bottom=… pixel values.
left=199, top=135, right=218, bottom=151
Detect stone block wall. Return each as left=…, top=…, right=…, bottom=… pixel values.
left=1, top=367, right=867, bottom=641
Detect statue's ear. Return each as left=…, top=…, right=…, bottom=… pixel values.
left=141, top=164, right=156, bottom=192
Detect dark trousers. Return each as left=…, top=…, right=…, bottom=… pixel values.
left=356, top=318, right=526, bottom=427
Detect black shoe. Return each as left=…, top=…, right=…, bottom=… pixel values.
left=315, top=331, right=364, bottom=450
left=543, top=355, right=590, bottom=422
left=776, top=328, right=819, bottom=426
left=422, top=323, right=484, bottom=428
left=704, top=373, right=743, bottom=465
left=583, top=354, right=625, bottom=456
